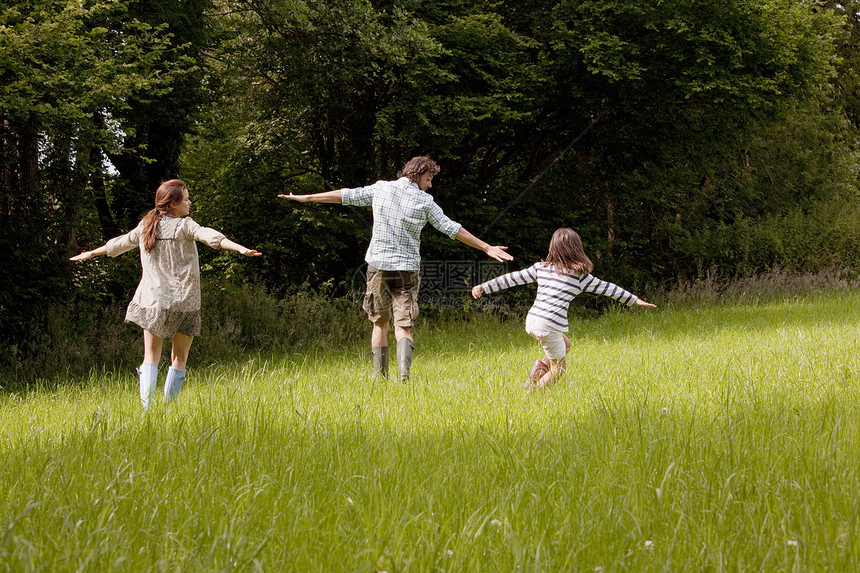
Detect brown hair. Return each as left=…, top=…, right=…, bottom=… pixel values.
left=544, top=228, right=594, bottom=275
left=397, top=156, right=441, bottom=183
left=141, top=179, right=187, bottom=252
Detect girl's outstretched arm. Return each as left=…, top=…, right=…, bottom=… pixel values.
left=471, top=284, right=485, bottom=299
left=219, top=238, right=262, bottom=257
left=634, top=299, right=657, bottom=308
left=70, top=245, right=108, bottom=261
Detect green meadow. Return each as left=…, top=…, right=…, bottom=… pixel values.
left=2, top=291, right=860, bottom=571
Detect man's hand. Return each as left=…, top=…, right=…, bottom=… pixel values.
left=278, top=193, right=309, bottom=202
left=485, top=245, right=513, bottom=263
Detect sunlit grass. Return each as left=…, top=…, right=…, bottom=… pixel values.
left=2, top=291, right=860, bottom=571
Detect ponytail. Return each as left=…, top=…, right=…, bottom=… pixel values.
left=141, top=209, right=161, bottom=253
left=141, top=179, right=188, bottom=253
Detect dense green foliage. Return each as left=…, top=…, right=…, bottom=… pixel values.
left=1, top=0, right=213, bottom=364
left=2, top=0, right=860, bottom=368
left=184, top=0, right=855, bottom=290
left=2, top=292, right=860, bottom=570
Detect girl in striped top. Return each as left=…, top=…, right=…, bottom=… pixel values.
left=472, top=228, right=655, bottom=390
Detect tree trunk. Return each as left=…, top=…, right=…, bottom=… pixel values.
left=0, top=116, right=13, bottom=215
left=19, top=117, right=40, bottom=225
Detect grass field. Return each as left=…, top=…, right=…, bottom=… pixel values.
left=2, top=291, right=860, bottom=571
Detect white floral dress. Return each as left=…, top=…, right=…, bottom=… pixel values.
left=105, top=216, right=225, bottom=338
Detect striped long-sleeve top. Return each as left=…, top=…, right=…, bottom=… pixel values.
left=480, top=262, right=638, bottom=332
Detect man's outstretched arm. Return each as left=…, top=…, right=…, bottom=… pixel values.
left=278, top=190, right=343, bottom=204
left=455, top=228, right=513, bottom=262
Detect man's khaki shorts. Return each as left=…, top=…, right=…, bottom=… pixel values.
left=363, top=266, right=420, bottom=327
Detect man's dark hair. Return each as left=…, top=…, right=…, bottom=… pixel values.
left=397, top=156, right=441, bottom=183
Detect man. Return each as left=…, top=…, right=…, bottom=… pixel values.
left=279, top=156, right=513, bottom=380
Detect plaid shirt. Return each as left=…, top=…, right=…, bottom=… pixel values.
left=342, top=177, right=462, bottom=271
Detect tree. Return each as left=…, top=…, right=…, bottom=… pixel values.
left=524, top=0, right=842, bottom=281
left=104, top=0, right=215, bottom=235
left=0, top=0, right=205, bottom=365
left=185, top=0, right=845, bottom=293
left=183, top=0, right=545, bottom=290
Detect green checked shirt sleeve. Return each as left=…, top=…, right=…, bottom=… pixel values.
left=342, top=177, right=462, bottom=271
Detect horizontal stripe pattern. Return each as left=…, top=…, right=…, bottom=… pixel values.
left=481, top=262, right=638, bottom=331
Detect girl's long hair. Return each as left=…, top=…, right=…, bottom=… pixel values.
left=141, top=179, right=187, bottom=253
left=397, top=156, right=440, bottom=183
left=544, top=228, right=594, bottom=275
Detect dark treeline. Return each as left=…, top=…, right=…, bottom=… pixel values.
left=3, top=0, right=860, bottom=369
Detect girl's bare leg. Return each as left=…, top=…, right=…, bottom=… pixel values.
left=143, top=330, right=164, bottom=366
left=170, top=332, right=194, bottom=370
left=559, top=333, right=572, bottom=372
left=139, top=330, right=163, bottom=409
left=537, top=357, right=566, bottom=390
left=164, top=332, right=194, bottom=403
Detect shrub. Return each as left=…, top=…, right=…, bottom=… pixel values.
left=1, top=282, right=367, bottom=387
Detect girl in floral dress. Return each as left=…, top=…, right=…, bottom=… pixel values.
left=71, top=179, right=261, bottom=408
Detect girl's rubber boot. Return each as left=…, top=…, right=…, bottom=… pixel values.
left=372, top=346, right=389, bottom=379
left=529, top=359, right=549, bottom=382
left=397, top=338, right=414, bottom=382
left=163, top=367, right=187, bottom=403
left=137, top=363, right=158, bottom=409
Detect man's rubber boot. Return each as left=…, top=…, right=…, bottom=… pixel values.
left=372, top=346, right=389, bottom=379
left=397, top=338, right=414, bottom=382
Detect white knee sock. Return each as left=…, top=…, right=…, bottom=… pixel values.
left=163, top=367, right=187, bottom=403
left=137, top=363, right=158, bottom=409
